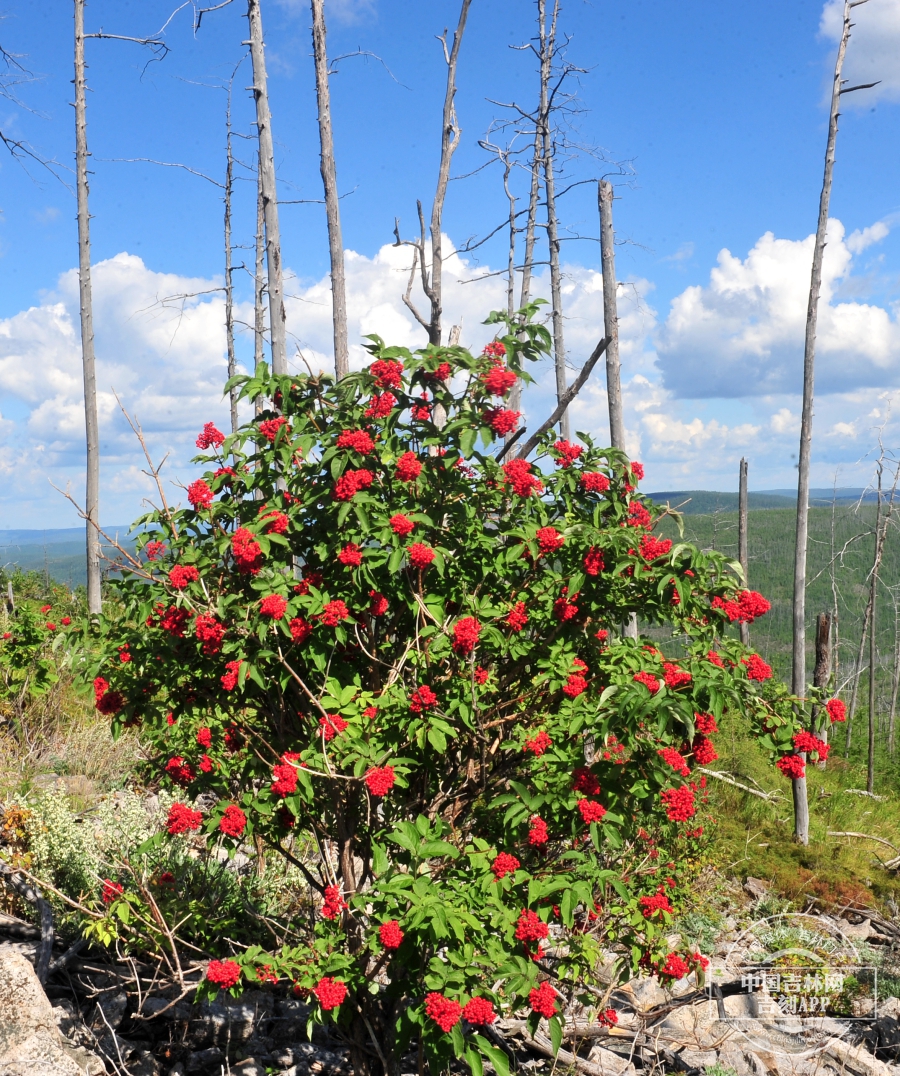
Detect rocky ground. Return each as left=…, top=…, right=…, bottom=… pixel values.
left=4, top=885, right=900, bottom=1076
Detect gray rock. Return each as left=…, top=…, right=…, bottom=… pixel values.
left=744, top=877, right=770, bottom=901
left=91, top=989, right=128, bottom=1032
left=231, top=1060, right=266, bottom=1076
left=185, top=1046, right=223, bottom=1071
left=617, top=975, right=668, bottom=1012
left=0, top=947, right=105, bottom=1075
left=187, top=992, right=274, bottom=1047
left=129, top=1050, right=162, bottom=1076
left=52, top=999, right=84, bottom=1040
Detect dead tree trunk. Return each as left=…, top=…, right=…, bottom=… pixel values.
left=867, top=468, right=885, bottom=792
left=395, top=0, right=471, bottom=348
left=814, top=612, right=832, bottom=766
left=427, top=0, right=471, bottom=346
left=738, top=458, right=750, bottom=647
left=845, top=595, right=872, bottom=756
left=791, top=0, right=854, bottom=845
left=74, top=0, right=101, bottom=615
left=247, top=0, right=287, bottom=375
left=599, top=180, right=625, bottom=453
left=508, top=125, right=542, bottom=421
left=888, top=587, right=900, bottom=757
left=310, top=0, right=348, bottom=379
left=225, top=73, right=238, bottom=435
left=792, top=0, right=852, bottom=701
left=538, top=0, right=569, bottom=439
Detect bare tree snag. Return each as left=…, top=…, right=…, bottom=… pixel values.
left=247, top=0, right=287, bottom=375
left=311, top=0, right=349, bottom=379
left=792, top=0, right=854, bottom=702
left=889, top=589, right=900, bottom=757
left=738, top=457, right=749, bottom=647
left=428, top=0, right=471, bottom=346
left=508, top=126, right=543, bottom=421
left=254, top=156, right=266, bottom=376
left=814, top=612, right=832, bottom=764
left=74, top=0, right=101, bottom=616
left=599, top=180, right=625, bottom=452
left=791, top=0, right=859, bottom=845
left=538, top=0, right=569, bottom=439
left=395, top=0, right=471, bottom=347
left=225, top=69, right=238, bottom=435
left=867, top=472, right=883, bottom=793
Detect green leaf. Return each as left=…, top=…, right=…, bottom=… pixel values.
left=474, top=1036, right=510, bottom=1076
left=464, top=1046, right=484, bottom=1076
left=451, top=1022, right=466, bottom=1058
left=427, top=727, right=447, bottom=753
left=460, top=427, right=477, bottom=459
left=549, top=1016, right=563, bottom=1056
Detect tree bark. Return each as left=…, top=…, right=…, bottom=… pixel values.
left=310, top=0, right=348, bottom=379
left=508, top=125, right=542, bottom=421
left=74, top=0, right=101, bottom=616
left=224, top=76, right=238, bottom=435
left=792, top=0, right=851, bottom=701
left=599, top=180, right=625, bottom=453
left=813, top=612, right=832, bottom=765
left=427, top=0, right=471, bottom=347
left=888, top=590, right=900, bottom=757
left=254, top=155, right=266, bottom=376
left=247, top=0, right=287, bottom=375
left=791, top=0, right=852, bottom=845
left=738, top=457, right=750, bottom=647
left=539, top=0, right=569, bottom=439
left=845, top=594, right=872, bottom=756
left=867, top=466, right=885, bottom=793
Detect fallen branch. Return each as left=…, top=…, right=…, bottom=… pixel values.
left=698, top=769, right=782, bottom=801
left=827, top=831, right=898, bottom=851
left=0, top=854, right=54, bottom=983
left=515, top=336, right=610, bottom=460
left=842, top=788, right=887, bottom=801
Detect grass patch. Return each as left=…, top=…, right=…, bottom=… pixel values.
left=706, top=707, right=900, bottom=909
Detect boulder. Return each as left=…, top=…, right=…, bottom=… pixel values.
left=0, top=947, right=105, bottom=1076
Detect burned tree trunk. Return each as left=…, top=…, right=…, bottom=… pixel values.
left=738, top=458, right=749, bottom=647
left=813, top=612, right=832, bottom=766
left=791, top=0, right=855, bottom=845
left=311, top=0, right=348, bottom=379
left=225, top=73, right=238, bottom=435
left=247, top=0, right=287, bottom=375
left=538, top=0, right=569, bottom=439
left=599, top=180, right=624, bottom=452
left=74, top=0, right=101, bottom=615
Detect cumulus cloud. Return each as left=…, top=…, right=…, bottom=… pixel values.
left=821, top=0, right=900, bottom=104
left=655, top=219, right=900, bottom=398
left=5, top=220, right=900, bottom=526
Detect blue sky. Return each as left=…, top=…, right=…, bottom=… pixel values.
left=2, top=0, right=900, bottom=526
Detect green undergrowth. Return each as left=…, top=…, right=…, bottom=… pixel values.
left=707, top=706, right=900, bottom=909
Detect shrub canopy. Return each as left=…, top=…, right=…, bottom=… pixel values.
left=87, top=310, right=809, bottom=1074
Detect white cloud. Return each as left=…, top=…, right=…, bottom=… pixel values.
left=770, top=408, right=798, bottom=434
left=821, top=0, right=900, bottom=104
left=6, top=221, right=900, bottom=527
left=655, top=219, right=900, bottom=398
left=847, top=221, right=890, bottom=254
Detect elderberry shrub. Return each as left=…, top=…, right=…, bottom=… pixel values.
left=84, top=306, right=821, bottom=1074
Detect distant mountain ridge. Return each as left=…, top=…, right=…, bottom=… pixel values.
left=0, top=527, right=131, bottom=546
left=647, top=488, right=875, bottom=514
